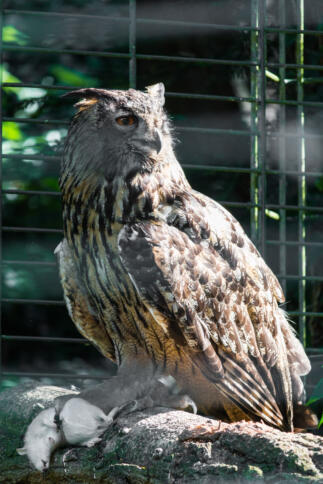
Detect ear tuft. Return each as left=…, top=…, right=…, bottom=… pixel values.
left=74, top=98, right=99, bottom=112
left=146, top=82, right=165, bottom=107
left=61, top=88, right=112, bottom=101
left=62, top=88, right=113, bottom=112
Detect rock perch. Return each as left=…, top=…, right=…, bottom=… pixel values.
left=0, top=383, right=322, bottom=483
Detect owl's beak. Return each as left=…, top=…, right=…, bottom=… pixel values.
left=132, top=128, right=162, bottom=155
left=148, top=129, right=162, bottom=154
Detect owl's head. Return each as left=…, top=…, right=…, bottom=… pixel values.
left=62, top=83, right=173, bottom=182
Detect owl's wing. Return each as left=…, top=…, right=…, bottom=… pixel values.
left=56, top=239, right=116, bottom=362
left=189, top=191, right=310, bottom=394
left=118, top=195, right=308, bottom=430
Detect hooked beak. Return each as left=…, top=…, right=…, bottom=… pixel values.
left=151, top=128, right=162, bottom=154
left=132, top=128, right=163, bottom=155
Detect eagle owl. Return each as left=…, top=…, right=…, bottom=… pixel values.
left=56, top=82, right=312, bottom=434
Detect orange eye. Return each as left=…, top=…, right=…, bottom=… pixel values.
left=116, top=115, right=136, bottom=126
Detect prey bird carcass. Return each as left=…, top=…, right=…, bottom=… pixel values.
left=19, top=83, right=316, bottom=470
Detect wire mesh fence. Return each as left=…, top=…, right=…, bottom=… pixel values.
left=0, top=0, right=322, bottom=394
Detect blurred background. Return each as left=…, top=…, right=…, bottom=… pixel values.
left=0, top=0, right=322, bottom=426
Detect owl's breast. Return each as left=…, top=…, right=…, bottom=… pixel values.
left=64, top=203, right=174, bottom=366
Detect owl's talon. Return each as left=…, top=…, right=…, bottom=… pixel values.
left=106, top=400, right=136, bottom=421
left=182, top=396, right=198, bottom=415
left=167, top=394, right=198, bottom=414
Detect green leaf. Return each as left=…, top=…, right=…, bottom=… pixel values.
left=2, top=121, right=23, bottom=141
left=265, top=70, right=280, bottom=82
left=265, top=209, right=280, bottom=220
left=319, top=412, right=323, bottom=429
left=0, top=65, right=21, bottom=94
left=51, top=65, right=98, bottom=87
left=307, top=396, right=321, bottom=405
left=1, top=65, right=46, bottom=100
left=2, top=25, right=28, bottom=45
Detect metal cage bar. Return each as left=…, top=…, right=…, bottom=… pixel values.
left=278, top=0, right=287, bottom=295
left=296, top=0, right=307, bottom=348
left=250, top=0, right=259, bottom=245
left=129, top=0, right=136, bottom=89
left=0, top=0, right=3, bottom=382
left=250, top=0, right=267, bottom=255
left=3, top=8, right=323, bottom=36
left=258, top=0, right=267, bottom=256
left=3, top=83, right=323, bottom=108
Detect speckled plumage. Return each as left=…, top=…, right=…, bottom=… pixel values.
left=57, top=83, right=311, bottom=431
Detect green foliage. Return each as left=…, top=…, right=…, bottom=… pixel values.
left=0, top=65, right=21, bottom=94
left=1, top=65, right=46, bottom=100
left=319, top=413, right=323, bottom=429
left=265, top=209, right=280, bottom=221
left=3, top=121, right=23, bottom=141
left=2, top=25, right=28, bottom=45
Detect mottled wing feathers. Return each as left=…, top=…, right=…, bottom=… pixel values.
left=118, top=219, right=287, bottom=429
left=187, top=192, right=309, bottom=412
left=56, top=240, right=116, bottom=361
left=181, top=190, right=285, bottom=305
left=161, top=190, right=296, bottom=423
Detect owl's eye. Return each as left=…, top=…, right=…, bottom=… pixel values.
left=115, top=115, right=137, bottom=127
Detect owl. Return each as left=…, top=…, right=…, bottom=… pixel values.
left=55, top=82, right=314, bottom=430
left=21, top=82, right=316, bottom=470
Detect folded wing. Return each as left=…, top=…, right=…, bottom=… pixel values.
left=118, top=193, right=310, bottom=430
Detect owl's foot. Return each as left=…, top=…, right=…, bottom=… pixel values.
left=54, top=362, right=157, bottom=417
left=103, top=391, right=197, bottom=416
left=53, top=377, right=197, bottom=433
left=149, top=379, right=197, bottom=414
left=163, top=393, right=197, bottom=414
left=116, top=379, right=198, bottom=414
